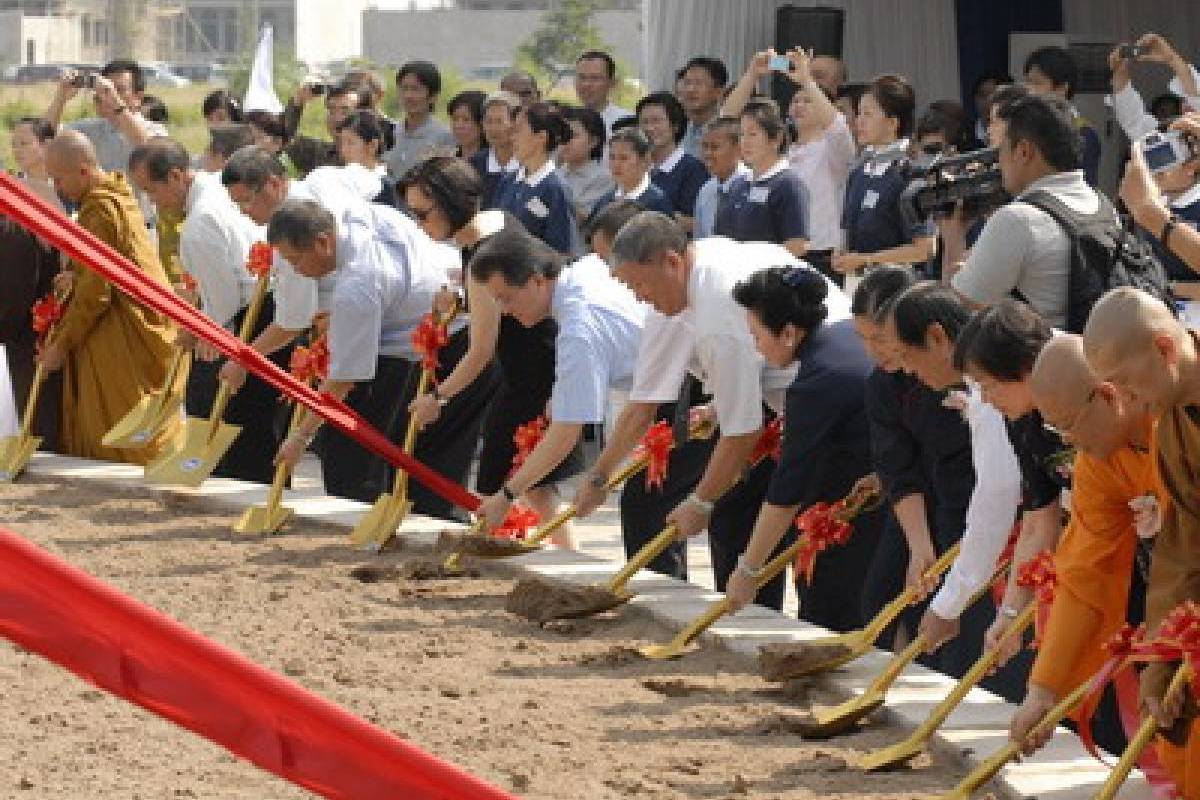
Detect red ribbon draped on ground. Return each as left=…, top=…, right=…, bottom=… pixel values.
left=246, top=241, right=274, bottom=278
left=636, top=420, right=674, bottom=491
left=0, top=526, right=516, bottom=800
left=1015, top=549, right=1057, bottom=650
left=493, top=505, right=541, bottom=540
left=411, top=312, right=450, bottom=375
left=30, top=292, right=65, bottom=341
left=509, top=415, right=547, bottom=477
left=750, top=416, right=783, bottom=466
left=289, top=336, right=330, bottom=384
left=0, top=172, right=479, bottom=513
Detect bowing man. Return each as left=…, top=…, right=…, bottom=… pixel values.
left=723, top=265, right=883, bottom=632
left=266, top=199, right=460, bottom=504
left=595, top=212, right=849, bottom=610
left=469, top=225, right=646, bottom=532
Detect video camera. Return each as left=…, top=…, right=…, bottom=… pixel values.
left=899, top=146, right=1008, bottom=230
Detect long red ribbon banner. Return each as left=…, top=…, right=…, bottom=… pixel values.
left=0, top=526, right=516, bottom=799
left=0, top=173, right=479, bottom=513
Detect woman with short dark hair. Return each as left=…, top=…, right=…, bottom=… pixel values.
left=724, top=265, right=883, bottom=633
left=402, top=156, right=583, bottom=541
left=335, top=109, right=400, bottom=207
left=557, top=105, right=613, bottom=221
left=636, top=91, right=709, bottom=231
left=447, top=90, right=487, bottom=160
left=591, top=127, right=674, bottom=219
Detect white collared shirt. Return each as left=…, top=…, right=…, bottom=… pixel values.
left=694, top=165, right=751, bottom=239
left=271, top=164, right=384, bottom=331
left=488, top=149, right=520, bottom=176
left=655, top=146, right=687, bottom=174
left=548, top=254, right=646, bottom=424
left=518, top=159, right=557, bottom=189
left=928, top=381, right=1022, bottom=619
left=614, top=172, right=652, bottom=201
left=601, top=102, right=633, bottom=134
left=178, top=172, right=262, bottom=329
left=626, top=237, right=849, bottom=434
left=327, top=203, right=458, bottom=381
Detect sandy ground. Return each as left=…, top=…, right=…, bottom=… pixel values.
left=0, top=477, right=964, bottom=799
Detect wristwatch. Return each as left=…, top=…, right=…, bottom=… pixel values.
left=431, top=385, right=449, bottom=408
left=999, top=605, right=1021, bottom=620
left=686, top=491, right=714, bottom=515
left=588, top=471, right=608, bottom=490
left=736, top=554, right=765, bottom=579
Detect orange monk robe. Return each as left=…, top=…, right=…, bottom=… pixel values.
left=53, top=171, right=183, bottom=464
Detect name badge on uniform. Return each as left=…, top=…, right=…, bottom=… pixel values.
left=747, top=186, right=770, bottom=204
left=526, top=196, right=550, bottom=218
left=861, top=189, right=880, bottom=209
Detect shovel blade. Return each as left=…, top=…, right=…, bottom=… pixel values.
left=233, top=503, right=294, bottom=535
left=102, top=393, right=183, bottom=448
left=858, top=736, right=924, bottom=772
left=348, top=495, right=411, bottom=551
left=804, top=690, right=886, bottom=739
left=144, top=418, right=241, bottom=488
left=0, top=434, right=41, bottom=482
left=638, top=639, right=697, bottom=661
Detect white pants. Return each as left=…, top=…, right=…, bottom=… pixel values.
left=0, top=347, right=17, bottom=436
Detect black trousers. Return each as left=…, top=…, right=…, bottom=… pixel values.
left=316, top=354, right=412, bottom=503
left=391, top=328, right=500, bottom=522
left=184, top=297, right=291, bottom=485
left=707, top=458, right=788, bottom=611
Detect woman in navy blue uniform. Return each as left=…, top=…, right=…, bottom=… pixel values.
left=723, top=265, right=884, bottom=632
left=713, top=102, right=810, bottom=257
left=494, top=101, right=581, bottom=255
left=448, top=89, right=486, bottom=161
left=636, top=91, right=709, bottom=232
left=834, top=74, right=937, bottom=278
left=468, top=92, right=520, bottom=210
left=591, top=127, right=675, bottom=219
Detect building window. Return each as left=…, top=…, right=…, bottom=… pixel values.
left=81, top=13, right=91, bottom=46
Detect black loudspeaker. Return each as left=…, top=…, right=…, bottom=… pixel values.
left=1067, top=42, right=1116, bottom=94
left=772, top=5, right=846, bottom=113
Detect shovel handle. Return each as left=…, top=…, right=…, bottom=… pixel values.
left=909, top=603, right=1036, bottom=745
left=389, top=367, right=434, bottom=499
left=19, top=360, right=48, bottom=437
left=264, top=405, right=305, bottom=511
left=669, top=597, right=734, bottom=650
left=605, top=524, right=679, bottom=594
left=1094, top=663, right=1193, bottom=800
left=864, top=542, right=963, bottom=642
left=236, top=274, right=271, bottom=343
left=206, top=381, right=235, bottom=441
left=867, top=634, right=928, bottom=694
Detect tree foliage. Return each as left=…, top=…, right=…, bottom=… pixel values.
left=517, top=0, right=612, bottom=81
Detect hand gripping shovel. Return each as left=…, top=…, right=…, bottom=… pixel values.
left=443, top=417, right=716, bottom=568
left=0, top=291, right=68, bottom=482
left=638, top=487, right=880, bottom=661
left=858, top=602, right=1036, bottom=772
left=102, top=344, right=187, bottom=448
left=937, top=678, right=1094, bottom=800
left=144, top=269, right=271, bottom=487
left=796, top=560, right=1012, bottom=739
left=1093, top=662, right=1193, bottom=800
left=233, top=404, right=305, bottom=535
left=760, top=542, right=963, bottom=682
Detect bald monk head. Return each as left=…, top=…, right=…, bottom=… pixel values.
left=44, top=129, right=104, bottom=203
left=1033, top=334, right=1146, bottom=458
left=1083, top=287, right=1196, bottom=412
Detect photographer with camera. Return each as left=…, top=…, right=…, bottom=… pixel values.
left=45, top=59, right=166, bottom=176
left=1111, top=34, right=1200, bottom=143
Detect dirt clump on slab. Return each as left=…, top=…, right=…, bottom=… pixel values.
left=0, top=476, right=964, bottom=799
left=506, top=575, right=629, bottom=622
left=760, top=640, right=855, bottom=682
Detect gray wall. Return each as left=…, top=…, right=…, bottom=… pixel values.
left=362, top=8, right=641, bottom=75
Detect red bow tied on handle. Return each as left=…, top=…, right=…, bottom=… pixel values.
left=289, top=336, right=330, bottom=385
left=791, top=482, right=879, bottom=585
left=1015, top=549, right=1058, bottom=650
left=30, top=293, right=66, bottom=342
left=493, top=504, right=541, bottom=540
left=635, top=420, right=674, bottom=491
left=411, top=312, right=450, bottom=374
left=246, top=242, right=274, bottom=279
left=509, top=415, right=547, bottom=477
left=1135, top=601, right=1200, bottom=694
left=750, top=417, right=783, bottom=466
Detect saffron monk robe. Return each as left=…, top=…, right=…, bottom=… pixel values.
left=39, top=131, right=180, bottom=463
left=1084, top=289, right=1200, bottom=797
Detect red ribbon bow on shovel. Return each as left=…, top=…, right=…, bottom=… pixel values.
left=493, top=504, right=541, bottom=540
left=1015, top=549, right=1058, bottom=650
left=634, top=420, right=674, bottom=492
left=509, top=415, right=547, bottom=477
left=30, top=292, right=66, bottom=342
left=246, top=242, right=274, bottom=279
left=750, top=417, right=783, bottom=466
left=289, top=336, right=330, bottom=385
left=411, top=312, right=450, bottom=374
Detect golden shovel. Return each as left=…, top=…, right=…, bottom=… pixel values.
left=348, top=367, right=433, bottom=551
left=937, top=678, right=1094, bottom=800
left=858, top=602, right=1036, bottom=772
left=761, top=542, right=963, bottom=681
left=0, top=359, right=50, bottom=482
left=233, top=405, right=305, bottom=534
left=102, top=345, right=187, bottom=448
left=443, top=417, right=716, bottom=568
left=1093, top=662, right=1193, bottom=800
left=144, top=270, right=271, bottom=487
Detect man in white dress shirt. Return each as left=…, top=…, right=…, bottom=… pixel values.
left=267, top=199, right=459, bottom=505
left=129, top=137, right=286, bottom=484
left=576, top=212, right=850, bottom=607
left=468, top=225, right=646, bottom=533
left=883, top=282, right=1024, bottom=660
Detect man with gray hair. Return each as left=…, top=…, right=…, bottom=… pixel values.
left=129, top=136, right=286, bottom=484
left=573, top=211, right=850, bottom=608
left=266, top=198, right=460, bottom=504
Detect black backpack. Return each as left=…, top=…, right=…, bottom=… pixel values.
left=1022, top=190, right=1172, bottom=333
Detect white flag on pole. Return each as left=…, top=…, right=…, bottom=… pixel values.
left=244, top=24, right=283, bottom=114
